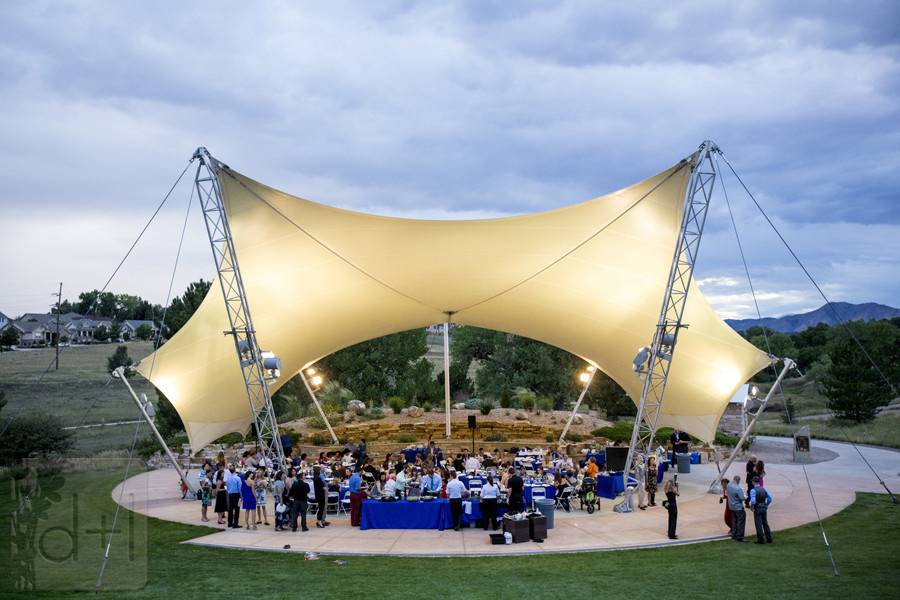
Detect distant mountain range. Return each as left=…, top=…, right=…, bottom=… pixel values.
left=726, top=302, right=900, bottom=333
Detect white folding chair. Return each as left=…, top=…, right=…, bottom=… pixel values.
left=530, top=486, right=547, bottom=510
left=339, top=495, right=351, bottom=514
left=468, top=478, right=483, bottom=496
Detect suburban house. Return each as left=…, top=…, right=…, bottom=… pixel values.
left=122, top=319, right=159, bottom=340
left=11, top=312, right=115, bottom=347
left=0, top=311, right=9, bottom=331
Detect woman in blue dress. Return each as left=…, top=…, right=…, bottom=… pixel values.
left=241, top=470, right=258, bottom=530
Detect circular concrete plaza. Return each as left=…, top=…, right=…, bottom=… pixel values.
left=113, top=436, right=900, bottom=557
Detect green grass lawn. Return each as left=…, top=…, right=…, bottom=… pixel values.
left=0, top=342, right=156, bottom=452
left=3, top=466, right=899, bottom=599
left=755, top=413, right=900, bottom=449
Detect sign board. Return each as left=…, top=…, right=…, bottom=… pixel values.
left=793, top=425, right=811, bottom=463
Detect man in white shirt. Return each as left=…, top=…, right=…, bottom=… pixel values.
left=383, top=476, right=398, bottom=499
left=464, top=454, right=481, bottom=473
left=446, top=471, right=468, bottom=531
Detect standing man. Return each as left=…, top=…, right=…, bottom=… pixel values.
left=446, top=471, right=467, bottom=531
left=287, top=474, right=310, bottom=532
left=225, top=465, right=242, bottom=528
left=669, top=429, right=680, bottom=461
left=745, top=455, right=758, bottom=507
left=750, top=475, right=773, bottom=544
left=726, top=475, right=747, bottom=542
left=427, top=440, right=443, bottom=466
left=348, top=468, right=365, bottom=527
left=506, top=467, right=525, bottom=514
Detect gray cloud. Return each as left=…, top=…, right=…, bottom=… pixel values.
left=0, top=1, right=898, bottom=318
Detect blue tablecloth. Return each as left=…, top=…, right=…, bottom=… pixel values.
left=596, top=472, right=626, bottom=499
left=460, top=498, right=509, bottom=525
left=657, top=463, right=667, bottom=483
left=360, top=499, right=453, bottom=530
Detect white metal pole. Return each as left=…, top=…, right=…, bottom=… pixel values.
left=300, top=371, right=339, bottom=445
left=708, top=358, right=795, bottom=493
left=559, top=368, right=596, bottom=443
left=443, top=321, right=451, bottom=439
left=115, top=367, right=196, bottom=493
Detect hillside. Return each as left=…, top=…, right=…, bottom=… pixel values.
left=726, top=302, right=900, bottom=333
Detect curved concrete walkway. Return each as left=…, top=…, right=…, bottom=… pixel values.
left=112, top=437, right=900, bottom=556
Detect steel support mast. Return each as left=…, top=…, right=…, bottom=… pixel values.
left=193, top=147, right=284, bottom=465
left=616, top=141, right=718, bottom=512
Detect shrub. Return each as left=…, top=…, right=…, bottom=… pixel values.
left=106, top=345, right=133, bottom=373
left=517, top=388, right=536, bottom=411
left=592, top=421, right=634, bottom=442
left=499, top=386, right=513, bottom=408
left=305, top=414, right=326, bottom=429
left=536, top=396, right=553, bottom=413
left=567, top=432, right=584, bottom=443
left=360, top=406, right=385, bottom=421
left=388, top=396, right=406, bottom=414
left=0, top=412, right=73, bottom=465
left=397, top=433, right=417, bottom=444
left=319, top=381, right=354, bottom=413
left=479, top=399, right=494, bottom=415
left=310, top=433, right=329, bottom=446
left=484, top=432, right=507, bottom=442
left=212, top=432, right=245, bottom=445
left=545, top=433, right=557, bottom=442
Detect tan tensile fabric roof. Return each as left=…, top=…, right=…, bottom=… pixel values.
left=137, top=153, right=770, bottom=449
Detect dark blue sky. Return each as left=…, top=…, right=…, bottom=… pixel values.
left=1, top=1, right=898, bottom=318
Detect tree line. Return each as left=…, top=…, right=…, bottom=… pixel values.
left=740, top=318, right=900, bottom=422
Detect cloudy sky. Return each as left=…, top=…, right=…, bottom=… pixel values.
left=1, top=1, right=898, bottom=320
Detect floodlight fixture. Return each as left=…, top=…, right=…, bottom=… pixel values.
left=305, top=367, right=317, bottom=376
left=750, top=385, right=760, bottom=398
left=140, top=393, right=157, bottom=418
left=632, top=346, right=651, bottom=374
left=310, top=374, right=323, bottom=387
left=261, top=351, right=281, bottom=381
left=578, top=371, right=591, bottom=384
left=586, top=365, right=596, bottom=373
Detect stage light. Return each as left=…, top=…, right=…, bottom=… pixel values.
left=661, top=332, right=676, bottom=348
left=305, top=367, right=317, bottom=376
left=632, top=346, right=651, bottom=374
left=261, top=351, right=281, bottom=381
left=310, top=374, right=323, bottom=387
left=578, top=372, right=591, bottom=384
left=750, top=385, right=760, bottom=398
left=586, top=365, right=596, bottom=373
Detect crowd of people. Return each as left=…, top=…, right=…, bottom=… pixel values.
left=191, top=441, right=624, bottom=533
left=189, top=440, right=774, bottom=543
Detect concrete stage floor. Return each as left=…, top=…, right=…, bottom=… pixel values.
left=112, top=436, right=900, bottom=557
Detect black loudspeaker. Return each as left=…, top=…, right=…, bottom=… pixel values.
left=468, top=415, right=477, bottom=430
left=605, top=446, right=629, bottom=471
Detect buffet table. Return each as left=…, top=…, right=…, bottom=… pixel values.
left=359, top=499, right=453, bottom=530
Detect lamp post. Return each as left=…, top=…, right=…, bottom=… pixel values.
left=300, top=366, right=338, bottom=445
left=559, top=365, right=597, bottom=443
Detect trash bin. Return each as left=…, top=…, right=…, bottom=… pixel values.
left=676, top=453, right=691, bottom=474
left=535, top=498, right=556, bottom=529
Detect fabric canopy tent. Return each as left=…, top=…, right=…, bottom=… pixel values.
left=136, top=151, right=771, bottom=450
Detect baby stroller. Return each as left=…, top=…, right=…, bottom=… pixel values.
left=577, top=477, right=598, bottom=514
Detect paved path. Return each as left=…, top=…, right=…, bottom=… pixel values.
left=112, top=436, right=900, bottom=556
